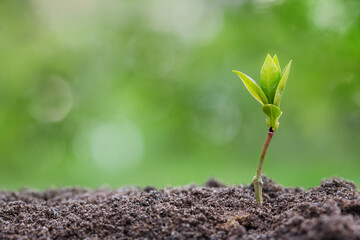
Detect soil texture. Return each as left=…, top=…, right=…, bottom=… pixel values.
left=0, top=177, right=359, bottom=240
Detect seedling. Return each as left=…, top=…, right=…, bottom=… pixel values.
left=233, top=54, right=292, bottom=204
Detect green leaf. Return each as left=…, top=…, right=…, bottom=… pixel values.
left=273, top=55, right=281, bottom=72
left=273, top=60, right=292, bottom=107
left=260, top=54, right=281, bottom=104
left=262, top=104, right=282, bottom=131
left=233, top=70, right=268, bottom=105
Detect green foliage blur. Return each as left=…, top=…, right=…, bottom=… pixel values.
left=0, top=0, right=359, bottom=189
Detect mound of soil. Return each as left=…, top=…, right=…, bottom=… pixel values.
left=0, top=177, right=359, bottom=240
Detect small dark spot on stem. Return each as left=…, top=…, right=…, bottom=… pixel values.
left=269, top=127, right=274, bottom=133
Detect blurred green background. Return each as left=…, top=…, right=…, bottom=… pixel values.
left=0, top=0, right=359, bottom=190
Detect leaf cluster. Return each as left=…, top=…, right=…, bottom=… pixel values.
left=233, top=54, right=292, bottom=131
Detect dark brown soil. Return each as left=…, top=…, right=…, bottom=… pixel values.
left=0, top=177, right=359, bottom=240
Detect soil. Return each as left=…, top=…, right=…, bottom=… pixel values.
left=0, top=177, right=359, bottom=240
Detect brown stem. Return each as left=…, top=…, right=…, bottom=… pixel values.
left=252, top=127, right=275, bottom=204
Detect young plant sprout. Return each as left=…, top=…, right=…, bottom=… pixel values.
left=233, top=54, right=292, bottom=204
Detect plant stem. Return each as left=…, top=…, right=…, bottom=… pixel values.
left=252, top=127, right=275, bottom=204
